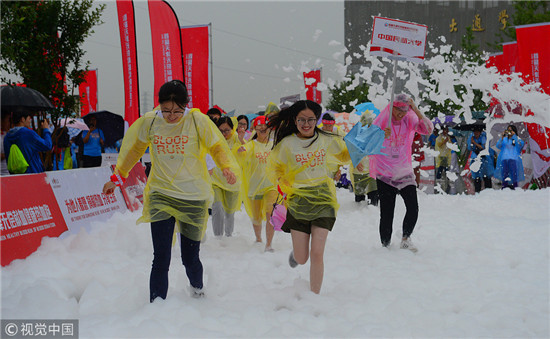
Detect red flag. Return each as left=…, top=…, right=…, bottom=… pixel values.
left=486, top=52, right=503, bottom=73
left=501, top=42, right=519, bottom=75
left=181, top=24, right=211, bottom=113
left=303, top=69, right=322, bottom=104
left=79, top=69, right=98, bottom=117
left=148, top=0, right=183, bottom=107
left=516, top=22, right=550, bottom=94
left=116, top=0, right=141, bottom=126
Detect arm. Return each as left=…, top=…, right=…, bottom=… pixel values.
left=99, top=129, right=105, bottom=147
left=409, top=98, right=433, bottom=135
left=29, top=129, right=53, bottom=152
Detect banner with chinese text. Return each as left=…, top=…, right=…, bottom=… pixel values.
left=1, top=174, right=68, bottom=266
left=46, top=167, right=127, bottom=235
left=148, top=0, right=183, bottom=107
left=181, top=25, right=211, bottom=113
left=117, top=0, right=141, bottom=125
left=516, top=22, right=550, bottom=94
left=369, top=16, right=428, bottom=63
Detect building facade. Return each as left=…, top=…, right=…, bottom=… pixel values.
left=344, top=0, right=515, bottom=72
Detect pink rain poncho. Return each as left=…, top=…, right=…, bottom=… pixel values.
left=369, top=103, right=433, bottom=189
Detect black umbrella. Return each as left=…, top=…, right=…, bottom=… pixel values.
left=1, top=85, right=54, bottom=112
left=83, top=110, right=125, bottom=148
left=452, top=119, right=486, bottom=131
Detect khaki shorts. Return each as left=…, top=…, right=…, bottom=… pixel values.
left=281, top=210, right=336, bottom=234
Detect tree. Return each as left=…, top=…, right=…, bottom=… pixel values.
left=489, top=0, right=550, bottom=50
left=326, top=77, right=370, bottom=113
left=1, top=0, right=105, bottom=123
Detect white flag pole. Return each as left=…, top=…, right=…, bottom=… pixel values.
left=387, top=58, right=398, bottom=135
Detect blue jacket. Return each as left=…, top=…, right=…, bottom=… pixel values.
left=4, top=127, right=52, bottom=174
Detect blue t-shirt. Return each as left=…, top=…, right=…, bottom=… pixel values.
left=82, top=129, right=105, bottom=156
left=4, top=127, right=52, bottom=174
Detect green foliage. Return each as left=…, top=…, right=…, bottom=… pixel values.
left=326, top=77, right=370, bottom=113
left=1, top=0, right=105, bottom=124
left=489, top=0, right=550, bottom=50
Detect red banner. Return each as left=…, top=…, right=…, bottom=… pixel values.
left=486, top=52, right=503, bottom=73
left=148, top=0, right=183, bottom=107
left=303, top=69, right=322, bottom=104
left=117, top=0, right=141, bottom=126
left=501, top=42, right=519, bottom=75
left=79, top=69, right=98, bottom=117
left=1, top=174, right=68, bottom=266
left=516, top=22, right=550, bottom=94
left=181, top=25, right=211, bottom=113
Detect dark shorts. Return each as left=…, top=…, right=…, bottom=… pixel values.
left=281, top=210, right=336, bottom=234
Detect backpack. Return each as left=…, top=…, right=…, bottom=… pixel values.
left=7, top=144, right=29, bottom=174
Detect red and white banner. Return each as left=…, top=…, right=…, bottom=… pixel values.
left=502, top=41, right=519, bottom=75
left=115, top=163, right=147, bottom=212
left=148, top=0, right=183, bottom=107
left=117, top=0, right=141, bottom=126
left=181, top=24, right=211, bottom=113
left=303, top=69, right=322, bottom=104
left=46, top=167, right=127, bottom=235
left=516, top=22, right=550, bottom=94
left=79, top=69, right=98, bottom=117
left=1, top=174, right=68, bottom=266
left=370, top=16, right=428, bottom=63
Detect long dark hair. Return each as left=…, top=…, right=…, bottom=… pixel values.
left=268, top=100, right=332, bottom=148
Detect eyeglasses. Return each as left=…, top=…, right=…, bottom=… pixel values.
left=296, top=118, right=317, bottom=125
left=256, top=128, right=268, bottom=133
left=238, top=122, right=248, bottom=127
left=219, top=128, right=232, bottom=135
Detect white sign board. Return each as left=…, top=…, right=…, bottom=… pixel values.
left=46, top=167, right=127, bottom=235
left=370, top=16, right=428, bottom=63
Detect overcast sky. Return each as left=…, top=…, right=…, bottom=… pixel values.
left=82, top=0, right=345, bottom=116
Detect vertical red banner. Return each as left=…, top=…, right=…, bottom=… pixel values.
left=116, top=0, right=141, bottom=126
left=516, top=22, right=550, bottom=94
left=501, top=42, right=519, bottom=75
left=303, top=69, right=322, bottom=104
left=79, top=69, right=98, bottom=117
left=148, top=0, right=184, bottom=107
left=486, top=52, right=503, bottom=73
left=181, top=25, right=211, bottom=113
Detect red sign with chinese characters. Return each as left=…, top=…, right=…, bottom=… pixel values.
left=1, top=174, right=68, bottom=266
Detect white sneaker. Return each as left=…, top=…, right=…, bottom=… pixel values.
left=264, top=245, right=274, bottom=253
left=400, top=237, right=418, bottom=253
left=191, top=286, right=205, bottom=298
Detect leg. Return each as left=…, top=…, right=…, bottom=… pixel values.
left=367, top=190, right=379, bottom=206
left=309, top=226, right=329, bottom=294
left=290, top=229, right=311, bottom=265
left=501, top=159, right=512, bottom=188
left=265, top=211, right=275, bottom=249
left=224, top=211, right=234, bottom=237
left=377, top=179, right=397, bottom=246
left=483, top=176, right=492, bottom=189
left=474, top=178, right=482, bottom=193
left=400, top=185, right=419, bottom=239
left=149, top=218, right=176, bottom=302
left=211, top=201, right=223, bottom=236
left=180, top=232, right=203, bottom=289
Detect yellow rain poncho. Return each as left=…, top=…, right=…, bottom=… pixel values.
left=114, top=108, right=240, bottom=241
left=267, top=132, right=351, bottom=221
left=210, top=131, right=241, bottom=214
left=350, top=155, right=377, bottom=196
left=236, top=138, right=277, bottom=224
